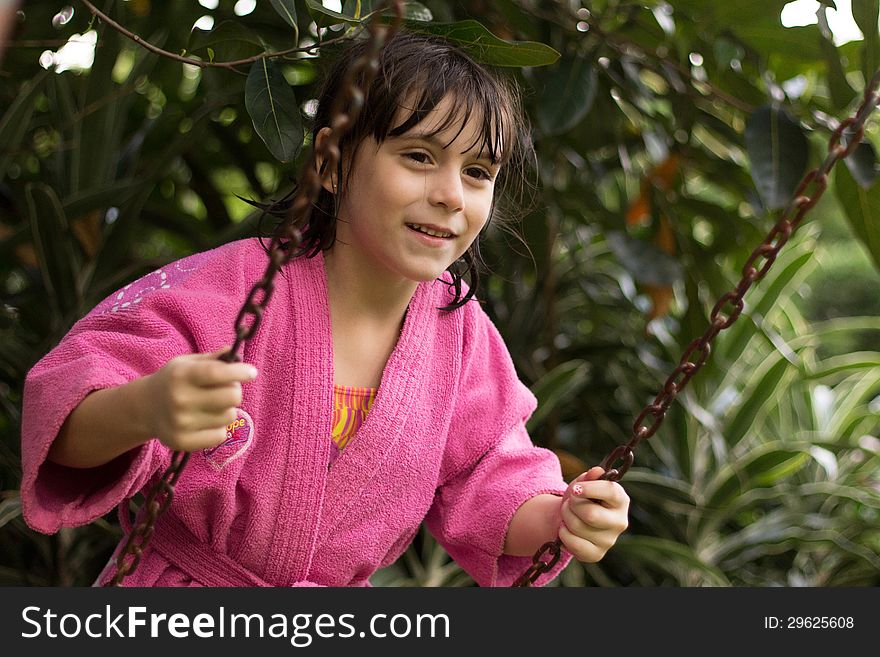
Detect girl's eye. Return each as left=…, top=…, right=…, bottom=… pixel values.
left=465, top=167, right=493, bottom=181
left=405, top=152, right=431, bottom=164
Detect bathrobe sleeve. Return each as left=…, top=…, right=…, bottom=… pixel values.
left=424, top=300, right=572, bottom=587
left=20, top=250, right=240, bottom=535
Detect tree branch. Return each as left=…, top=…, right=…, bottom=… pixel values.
left=79, top=0, right=353, bottom=72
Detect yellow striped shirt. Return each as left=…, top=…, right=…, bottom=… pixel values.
left=329, top=384, right=377, bottom=467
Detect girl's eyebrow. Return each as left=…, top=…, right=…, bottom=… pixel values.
left=398, top=131, right=500, bottom=164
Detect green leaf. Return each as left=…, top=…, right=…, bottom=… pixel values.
left=25, top=183, right=82, bottom=322
left=736, top=24, right=825, bottom=63
left=612, top=536, right=731, bottom=585
left=818, top=30, right=857, bottom=111
left=606, top=232, right=683, bottom=286
left=704, top=443, right=812, bottom=511
left=46, top=72, right=77, bottom=198
left=526, top=360, right=589, bottom=432
left=187, top=21, right=265, bottom=61
left=270, top=0, right=298, bottom=28
left=305, top=0, right=361, bottom=25
left=0, top=495, right=22, bottom=530
left=61, top=179, right=143, bottom=220
left=535, top=56, right=597, bottom=136
left=723, top=353, right=794, bottom=446
left=720, top=247, right=814, bottom=365
left=406, top=20, right=560, bottom=67
left=0, top=71, right=47, bottom=180
left=835, top=155, right=880, bottom=271
left=245, top=59, right=304, bottom=163
left=852, top=0, right=880, bottom=83
left=843, top=141, right=879, bottom=189
left=745, top=105, right=809, bottom=211
left=400, top=2, right=432, bottom=22
left=77, top=26, right=122, bottom=192
left=620, top=469, right=697, bottom=508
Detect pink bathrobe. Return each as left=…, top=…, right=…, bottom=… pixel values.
left=20, top=238, right=571, bottom=586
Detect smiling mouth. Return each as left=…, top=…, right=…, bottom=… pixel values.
left=406, top=223, right=455, bottom=238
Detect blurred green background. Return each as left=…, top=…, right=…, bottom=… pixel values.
left=1, top=0, right=879, bottom=586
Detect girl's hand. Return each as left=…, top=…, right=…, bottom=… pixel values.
left=558, top=466, right=630, bottom=563
left=145, top=346, right=258, bottom=452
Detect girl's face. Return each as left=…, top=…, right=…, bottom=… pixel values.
left=329, top=94, right=500, bottom=289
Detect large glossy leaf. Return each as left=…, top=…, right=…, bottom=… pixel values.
left=736, top=24, right=824, bottom=63
left=843, top=141, right=880, bottom=190
left=818, top=29, right=857, bottom=111
left=834, top=156, right=880, bottom=271
left=398, top=2, right=432, bottom=22
left=307, top=0, right=432, bottom=23
left=245, top=59, right=304, bottom=163
left=535, top=56, right=597, bottom=136
left=270, top=0, right=298, bottom=28
left=852, top=0, right=880, bottom=83
left=671, top=0, right=790, bottom=26
left=407, top=20, right=560, bottom=67
left=526, top=360, right=589, bottom=432
left=745, top=105, right=809, bottom=211
left=187, top=21, right=265, bottom=61
left=25, top=183, right=82, bottom=322
left=304, top=0, right=362, bottom=24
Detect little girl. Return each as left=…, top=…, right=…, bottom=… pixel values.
left=20, top=30, right=629, bottom=587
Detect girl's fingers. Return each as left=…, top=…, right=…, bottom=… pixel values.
left=561, top=498, right=622, bottom=535
left=573, top=466, right=605, bottom=483
left=174, top=427, right=230, bottom=452
left=569, top=479, right=629, bottom=509
left=557, top=524, right=607, bottom=563
left=189, top=360, right=258, bottom=387
left=195, top=384, right=244, bottom=412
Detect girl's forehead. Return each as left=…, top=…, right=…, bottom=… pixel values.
left=391, top=93, right=505, bottom=157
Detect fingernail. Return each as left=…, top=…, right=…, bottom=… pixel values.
left=572, top=484, right=583, bottom=496
left=247, top=366, right=258, bottom=378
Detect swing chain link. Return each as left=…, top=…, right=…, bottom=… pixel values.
left=105, top=0, right=405, bottom=586
left=515, top=69, right=880, bottom=587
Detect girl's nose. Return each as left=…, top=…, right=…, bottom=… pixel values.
left=427, top=167, right=464, bottom=213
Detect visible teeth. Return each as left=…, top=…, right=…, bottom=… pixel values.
left=407, top=224, right=452, bottom=238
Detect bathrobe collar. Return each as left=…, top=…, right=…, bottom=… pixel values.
left=267, top=251, right=434, bottom=584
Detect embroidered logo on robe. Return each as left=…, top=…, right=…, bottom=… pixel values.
left=203, top=408, right=254, bottom=470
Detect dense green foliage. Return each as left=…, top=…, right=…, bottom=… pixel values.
left=1, top=0, right=878, bottom=586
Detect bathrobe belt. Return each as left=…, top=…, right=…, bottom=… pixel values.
left=148, top=510, right=276, bottom=587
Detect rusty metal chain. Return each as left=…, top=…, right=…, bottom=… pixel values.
left=514, top=71, right=880, bottom=587
left=105, top=1, right=405, bottom=586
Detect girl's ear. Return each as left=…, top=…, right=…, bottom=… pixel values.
left=314, top=127, right=338, bottom=194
